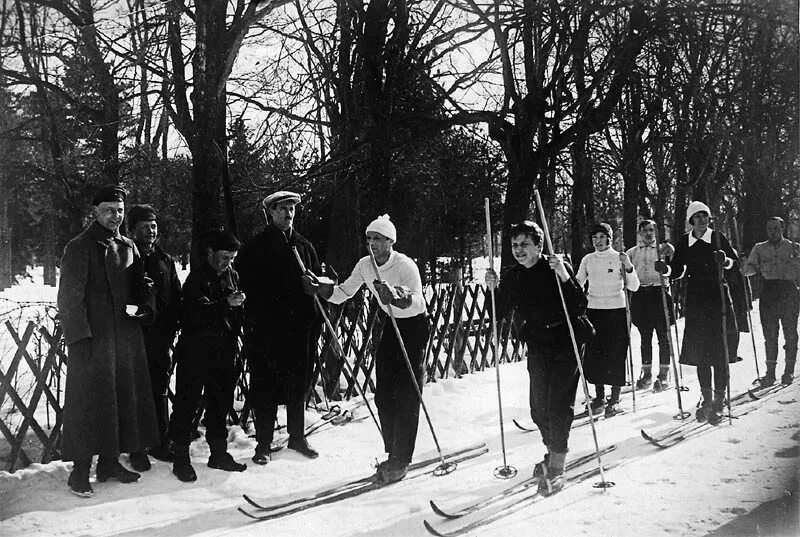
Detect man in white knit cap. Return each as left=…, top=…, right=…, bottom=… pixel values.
left=305, top=214, right=428, bottom=483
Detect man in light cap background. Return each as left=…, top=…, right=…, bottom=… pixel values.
left=57, top=184, right=159, bottom=497
left=125, top=204, right=183, bottom=466
left=236, top=190, right=322, bottom=464
left=305, top=214, right=429, bottom=483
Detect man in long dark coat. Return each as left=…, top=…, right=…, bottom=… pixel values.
left=57, top=185, right=159, bottom=497
left=237, top=190, right=321, bottom=465
left=126, top=204, right=182, bottom=467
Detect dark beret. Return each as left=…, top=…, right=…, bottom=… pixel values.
left=588, top=222, right=613, bottom=239
left=126, top=204, right=158, bottom=231
left=92, top=184, right=127, bottom=205
left=206, top=230, right=241, bottom=252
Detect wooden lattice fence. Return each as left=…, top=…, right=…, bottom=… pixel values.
left=0, top=283, right=523, bottom=472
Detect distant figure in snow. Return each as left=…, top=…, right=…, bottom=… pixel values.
left=655, top=201, right=739, bottom=424
left=57, top=184, right=158, bottom=497
left=626, top=220, right=675, bottom=392
left=168, top=230, right=247, bottom=482
left=576, top=222, right=639, bottom=418
left=307, top=215, right=428, bottom=483
left=486, top=221, right=591, bottom=496
left=125, top=204, right=182, bottom=468
left=236, top=191, right=322, bottom=465
left=743, top=216, right=800, bottom=387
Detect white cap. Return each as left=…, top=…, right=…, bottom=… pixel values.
left=365, top=214, right=397, bottom=243
left=262, top=190, right=301, bottom=209
left=686, top=201, right=711, bottom=225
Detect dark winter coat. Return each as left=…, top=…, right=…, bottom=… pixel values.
left=178, top=261, right=242, bottom=338
left=236, top=225, right=321, bottom=397
left=140, top=244, right=182, bottom=354
left=669, top=230, right=741, bottom=367
left=57, top=221, right=159, bottom=461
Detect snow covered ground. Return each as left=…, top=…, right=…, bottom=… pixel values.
left=0, top=270, right=798, bottom=537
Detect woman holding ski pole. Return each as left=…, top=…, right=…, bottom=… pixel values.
left=654, top=202, right=739, bottom=425
left=576, top=223, right=640, bottom=418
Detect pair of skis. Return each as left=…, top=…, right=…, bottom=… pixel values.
left=238, top=442, right=488, bottom=521
left=640, top=383, right=787, bottom=449
left=423, top=445, right=618, bottom=537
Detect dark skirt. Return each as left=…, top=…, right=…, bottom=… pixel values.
left=583, top=308, right=629, bottom=386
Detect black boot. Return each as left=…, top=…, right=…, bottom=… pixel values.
left=172, top=443, right=197, bottom=482
left=696, top=389, right=713, bottom=422
left=148, top=441, right=176, bottom=463
left=635, top=370, right=652, bottom=390
left=251, top=443, right=271, bottom=465
left=287, top=436, right=319, bottom=459
left=782, top=361, right=795, bottom=385
left=207, top=439, right=247, bottom=472
left=129, top=451, right=151, bottom=472
left=96, top=456, right=140, bottom=483
left=67, top=459, right=93, bottom=497
left=708, top=390, right=726, bottom=425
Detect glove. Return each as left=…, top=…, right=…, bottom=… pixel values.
left=654, top=260, right=669, bottom=275
left=373, top=280, right=396, bottom=305
left=301, top=273, right=320, bottom=296
left=713, top=250, right=727, bottom=266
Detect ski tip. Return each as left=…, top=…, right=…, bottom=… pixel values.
left=429, top=500, right=457, bottom=519
left=237, top=506, right=261, bottom=521
left=242, top=494, right=261, bottom=509
left=747, top=389, right=760, bottom=400
left=424, top=520, right=448, bottom=537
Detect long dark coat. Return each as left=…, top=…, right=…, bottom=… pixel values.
left=670, top=230, right=741, bottom=367
left=57, top=221, right=159, bottom=461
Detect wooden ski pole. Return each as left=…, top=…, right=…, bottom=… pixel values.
left=654, top=227, right=690, bottom=419
left=534, top=190, right=612, bottom=490
left=712, top=233, right=734, bottom=426
left=731, top=216, right=761, bottom=381
left=484, top=198, right=516, bottom=479
left=620, top=259, right=637, bottom=413
left=292, top=247, right=382, bottom=436
left=366, top=248, right=456, bottom=476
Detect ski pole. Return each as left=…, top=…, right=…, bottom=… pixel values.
left=731, top=216, right=760, bottom=381
left=484, top=198, right=516, bottom=479
left=292, top=247, right=382, bottom=437
left=534, top=189, right=612, bottom=490
left=367, top=248, right=456, bottom=476
left=654, top=227, right=690, bottom=419
left=619, top=258, right=637, bottom=413
left=712, top=232, right=734, bottom=426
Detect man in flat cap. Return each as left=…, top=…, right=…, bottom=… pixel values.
left=168, top=230, right=247, bottom=482
left=125, top=204, right=182, bottom=467
left=236, top=190, right=322, bottom=464
left=57, top=184, right=159, bottom=497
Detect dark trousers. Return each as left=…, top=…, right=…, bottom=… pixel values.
left=168, top=335, right=235, bottom=447
left=631, top=287, right=672, bottom=371
left=248, top=324, right=314, bottom=445
left=143, top=332, right=172, bottom=447
left=697, top=364, right=728, bottom=395
left=376, top=314, right=428, bottom=464
left=527, top=342, right=580, bottom=453
left=760, top=280, right=799, bottom=371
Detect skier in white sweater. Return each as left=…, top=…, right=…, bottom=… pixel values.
left=576, top=222, right=640, bottom=417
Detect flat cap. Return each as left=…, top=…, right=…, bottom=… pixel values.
left=262, top=190, right=301, bottom=209
left=588, top=222, right=613, bottom=239
left=92, top=184, right=127, bottom=205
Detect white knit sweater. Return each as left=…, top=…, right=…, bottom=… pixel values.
left=576, top=248, right=640, bottom=309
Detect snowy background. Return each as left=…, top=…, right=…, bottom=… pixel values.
left=0, top=269, right=798, bottom=537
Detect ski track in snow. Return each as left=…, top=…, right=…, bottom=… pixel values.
left=1, top=273, right=799, bottom=537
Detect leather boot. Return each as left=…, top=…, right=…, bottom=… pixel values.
left=96, top=456, right=140, bottom=483
left=67, top=459, right=93, bottom=497
left=207, top=439, right=246, bottom=472
left=172, top=443, right=197, bottom=482
left=696, top=389, right=713, bottom=422
left=708, top=390, right=726, bottom=425
left=538, top=451, right=566, bottom=496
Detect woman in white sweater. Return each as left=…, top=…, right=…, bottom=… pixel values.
left=576, top=223, right=640, bottom=417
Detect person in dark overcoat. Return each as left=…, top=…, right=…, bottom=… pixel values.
left=57, top=185, right=159, bottom=498
left=656, top=201, right=740, bottom=424
left=126, top=204, right=182, bottom=467
left=168, top=230, right=246, bottom=482
left=236, top=191, right=322, bottom=465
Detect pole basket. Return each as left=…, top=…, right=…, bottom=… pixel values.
left=433, top=461, right=458, bottom=476
left=592, top=479, right=616, bottom=489
left=679, top=385, right=690, bottom=391
left=493, top=465, right=518, bottom=479
left=673, top=411, right=692, bottom=420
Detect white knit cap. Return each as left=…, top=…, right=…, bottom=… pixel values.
left=365, top=214, right=397, bottom=243
left=686, top=200, right=711, bottom=225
